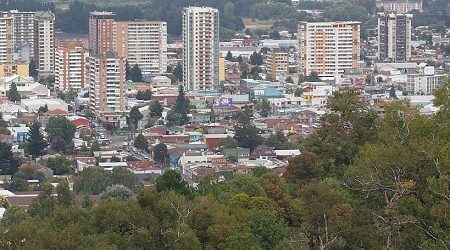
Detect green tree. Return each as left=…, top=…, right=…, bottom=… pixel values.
left=56, top=181, right=74, bottom=207
left=226, top=231, right=262, bottom=250
left=250, top=51, right=263, bottom=65
left=128, top=106, right=143, bottom=130
left=130, top=64, right=143, bottom=82
left=226, top=51, right=233, bottom=61
left=46, top=156, right=72, bottom=175
left=29, top=59, right=38, bottom=78
left=134, top=133, right=149, bottom=153
left=285, top=76, right=294, bottom=83
left=136, top=89, right=152, bottom=100
left=7, top=83, right=21, bottom=102
left=27, top=183, right=56, bottom=218
left=1, top=205, right=29, bottom=226
left=174, top=62, right=183, bottom=82
left=308, top=71, right=321, bottom=82
left=234, top=107, right=263, bottom=151
left=149, top=100, right=164, bottom=118
left=175, top=85, right=190, bottom=125
left=100, top=184, right=134, bottom=201
left=257, top=98, right=271, bottom=117
left=111, top=166, right=138, bottom=188
left=153, top=143, right=168, bottom=165
left=156, top=169, right=190, bottom=195
left=285, top=151, right=323, bottom=183
left=125, top=60, right=132, bottom=81
left=26, top=122, right=47, bottom=158
left=248, top=209, right=288, bottom=250
left=219, top=136, right=238, bottom=149
left=46, top=117, right=76, bottom=146
left=0, top=142, right=19, bottom=175
left=73, top=167, right=112, bottom=195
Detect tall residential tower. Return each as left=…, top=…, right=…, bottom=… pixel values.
left=182, top=7, right=220, bottom=91
left=115, top=20, right=167, bottom=75
left=298, top=21, right=361, bottom=79
left=377, top=11, right=413, bottom=62
left=34, top=11, right=55, bottom=75
left=89, top=11, right=115, bottom=55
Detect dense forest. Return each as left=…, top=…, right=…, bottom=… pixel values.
left=1, top=80, right=449, bottom=249
left=1, top=0, right=448, bottom=40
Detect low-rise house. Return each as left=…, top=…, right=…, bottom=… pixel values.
left=251, top=145, right=276, bottom=159
left=222, top=147, right=251, bottom=159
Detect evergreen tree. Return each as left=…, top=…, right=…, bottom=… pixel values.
left=134, top=134, right=149, bottom=153
left=131, top=64, right=143, bottom=82
left=234, top=107, right=263, bottom=151
left=125, top=61, right=132, bottom=81
left=226, top=51, right=233, bottom=61
left=149, top=100, right=164, bottom=118
left=153, top=143, right=168, bottom=165
left=175, top=85, right=190, bottom=125
left=29, top=59, right=38, bottom=79
left=7, top=83, right=21, bottom=102
left=128, top=106, right=143, bottom=130
left=0, top=142, right=19, bottom=175
left=250, top=52, right=263, bottom=66
left=174, top=62, right=183, bottom=82
left=27, top=122, right=48, bottom=158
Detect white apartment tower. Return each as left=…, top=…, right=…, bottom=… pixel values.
left=115, top=21, right=167, bottom=75
left=88, top=52, right=125, bottom=113
left=34, top=11, right=55, bottom=75
left=0, top=16, right=14, bottom=64
left=55, top=43, right=88, bottom=91
left=182, top=7, right=220, bottom=91
left=298, top=21, right=361, bottom=79
left=378, top=12, right=412, bottom=62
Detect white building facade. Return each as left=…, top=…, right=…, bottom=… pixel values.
left=88, top=53, right=125, bottom=113
left=298, top=21, right=361, bottom=79
left=55, top=44, right=88, bottom=91
left=115, top=21, right=167, bottom=75
left=182, top=7, right=220, bottom=91
left=34, top=11, right=55, bottom=75
left=378, top=12, right=412, bottom=62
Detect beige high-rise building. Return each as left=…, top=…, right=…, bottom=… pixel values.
left=298, top=21, right=360, bottom=79
left=266, top=49, right=289, bottom=78
left=115, top=20, right=167, bottom=75
left=34, top=11, right=55, bottom=75
left=55, top=43, right=87, bottom=91
left=182, top=7, right=220, bottom=91
left=89, top=12, right=115, bottom=55
left=0, top=16, right=14, bottom=64
left=0, top=10, right=35, bottom=59
left=88, top=52, right=125, bottom=113
left=378, top=11, right=412, bottom=62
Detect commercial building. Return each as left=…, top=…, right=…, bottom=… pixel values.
left=87, top=52, right=125, bottom=113
left=34, top=11, right=55, bottom=75
left=298, top=21, right=361, bottom=79
left=55, top=43, right=87, bottom=91
left=407, top=74, right=447, bottom=95
left=89, top=11, right=115, bottom=55
left=0, top=16, right=14, bottom=64
left=378, top=11, right=413, bottom=62
left=115, top=20, right=167, bottom=75
left=0, top=63, right=29, bottom=77
left=182, top=7, right=220, bottom=91
left=266, top=49, right=289, bottom=78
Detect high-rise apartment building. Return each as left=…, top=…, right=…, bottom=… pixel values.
left=0, top=10, right=35, bottom=58
left=298, top=21, right=360, bottom=79
left=0, top=16, right=14, bottom=64
left=88, top=52, right=125, bottom=113
left=89, top=12, right=115, bottom=55
left=115, top=21, right=167, bottom=75
left=55, top=43, right=87, bottom=91
left=182, top=7, right=220, bottom=91
left=34, top=11, right=55, bottom=75
left=378, top=12, right=412, bottom=62
left=266, top=49, right=289, bottom=78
